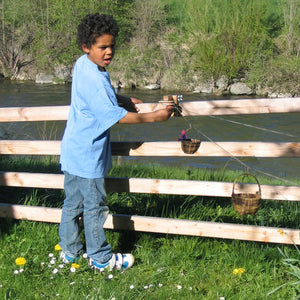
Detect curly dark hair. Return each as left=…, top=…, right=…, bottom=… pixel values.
left=76, top=13, right=119, bottom=49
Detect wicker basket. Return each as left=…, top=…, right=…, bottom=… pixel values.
left=232, top=173, right=262, bottom=216
left=181, top=138, right=201, bottom=154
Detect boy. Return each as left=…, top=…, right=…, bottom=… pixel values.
left=59, top=13, right=174, bottom=272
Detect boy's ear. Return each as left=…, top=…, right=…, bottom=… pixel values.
left=81, top=43, right=90, bottom=54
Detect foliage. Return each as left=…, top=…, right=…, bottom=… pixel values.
left=1, top=0, right=300, bottom=92
left=185, top=0, right=278, bottom=80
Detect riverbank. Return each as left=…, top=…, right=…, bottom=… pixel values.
left=1, top=0, right=299, bottom=98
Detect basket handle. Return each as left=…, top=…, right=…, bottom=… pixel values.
left=232, top=173, right=261, bottom=196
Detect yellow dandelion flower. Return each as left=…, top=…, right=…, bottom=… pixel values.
left=71, top=263, right=80, bottom=269
left=233, top=268, right=239, bottom=275
left=54, top=244, right=62, bottom=251
left=238, top=268, right=246, bottom=274
left=278, top=229, right=284, bottom=236
left=15, top=257, right=26, bottom=266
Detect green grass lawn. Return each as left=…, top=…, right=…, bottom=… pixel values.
left=0, top=160, right=299, bottom=299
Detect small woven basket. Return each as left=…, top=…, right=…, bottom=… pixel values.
left=181, top=138, right=201, bottom=154
left=232, top=173, right=262, bottom=216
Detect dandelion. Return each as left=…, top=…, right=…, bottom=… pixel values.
left=70, top=267, right=76, bottom=273
left=48, top=253, right=54, bottom=258
left=19, top=268, right=24, bottom=273
left=15, top=257, right=26, bottom=266
left=278, top=229, right=284, bottom=236
left=13, top=270, right=19, bottom=275
left=71, top=263, right=80, bottom=269
left=177, top=285, right=182, bottom=290
left=108, top=274, right=113, bottom=280
left=70, top=282, right=75, bottom=286
left=52, top=268, right=58, bottom=274
left=50, top=259, right=56, bottom=265
left=54, top=244, right=62, bottom=251
left=158, top=283, right=163, bottom=287
left=58, top=264, right=64, bottom=269
left=144, top=285, right=149, bottom=290
left=130, top=285, right=134, bottom=290
left=82, top=253, right=88, bottom=259
left=233, top=268, right=239, bottom=275
left=233, top=268, right=246, bottom=275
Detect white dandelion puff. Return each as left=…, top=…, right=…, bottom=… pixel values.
left=19, top=268, right=24, bottom=273
left=130, top=285, right=134, bottom=290
left=177, top=285, right=182, bottom=290
left=144, top=285, right=149, bottom=289
left=82, top=253, right=88, bottom=259
left=52, top=268, right=58, bottom=274
left=13, top=270, right=19, bottom=275
left=50, top=259, right=56, bottom=265
left=158, top=283, right=163, bottom=287
left=58, top=264, right=64, bottom=269
left=70, top=267, right=76, bottom=273
left=48, top=253, right=54, bottom=258
left=108, top=274, right=113, bottom=280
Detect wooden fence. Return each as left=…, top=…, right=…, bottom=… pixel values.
left=0, top=97, right=300, bottom=245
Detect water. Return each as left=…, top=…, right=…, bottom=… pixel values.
left=0, top=80, right=299, bottom=181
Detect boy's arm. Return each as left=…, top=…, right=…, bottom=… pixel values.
left=119, top=106, right=174, bottom=124
left=116, top=94, right=142, bottom=112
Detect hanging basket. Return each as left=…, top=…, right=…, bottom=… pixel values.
left=231, top=173, right=262, bottom=216
left=181, top=138, right=201, bottom=154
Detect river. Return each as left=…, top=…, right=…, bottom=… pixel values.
left=0, top=80, right=299, bottom=181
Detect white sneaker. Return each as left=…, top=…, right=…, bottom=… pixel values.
left=89, top=253, right=134, bottom=272
left=59, top=251, right=79, bottom=264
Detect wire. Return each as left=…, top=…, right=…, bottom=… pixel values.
left=209, top=115, right=298, bottom=138
left=173, top=103, right=299, bottom=186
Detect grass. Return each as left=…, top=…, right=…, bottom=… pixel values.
left=0, top=158, right=299, bottom=299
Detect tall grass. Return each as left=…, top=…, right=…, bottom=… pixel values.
left=185, top=0, right=277, bottom=80
left=0, top=159, right=299, bottom=299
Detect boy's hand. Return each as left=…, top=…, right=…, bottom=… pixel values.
left=130, top=98, right=143, bottom=112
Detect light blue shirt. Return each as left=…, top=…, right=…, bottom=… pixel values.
left=60, top=54, right=127, bottom=178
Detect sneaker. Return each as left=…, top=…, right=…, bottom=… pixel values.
left=60, top=251, right=79, bottom=264
left=89, top=253, right=134, bottom=272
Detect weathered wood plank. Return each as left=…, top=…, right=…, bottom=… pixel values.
left=0, top=204, right=298, bottom=245
left=0, top=106, right=69, bottom=122
left=137, top=97, right=300, bottom=116
left=0, top=140, right=300, bottom=157
left=0, top=98, right=299, bottom=122
left=0, top=172, right=299, bottom=201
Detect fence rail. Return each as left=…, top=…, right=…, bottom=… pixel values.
left=0, top=98, right=299, bottom=245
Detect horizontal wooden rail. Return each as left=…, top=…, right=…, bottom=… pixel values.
left=0, top=204, right=298, bottom=245
left=1, top=140, right=300, bottom=157
left=0, top=97, right=299, bottom=122
left=0, top=172, right=299, bottom=201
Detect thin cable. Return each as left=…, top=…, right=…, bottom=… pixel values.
left=174, top=105, right=299, bottom=186
left=209, top=115, right=298, bottom=138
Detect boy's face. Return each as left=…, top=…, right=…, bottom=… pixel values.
left=82, top=34, right=116, bottom=68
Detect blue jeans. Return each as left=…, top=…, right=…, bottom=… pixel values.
left=59, top=172, right=112, bottom=264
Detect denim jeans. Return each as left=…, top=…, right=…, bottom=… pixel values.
left=59, top=171, right=113, bottom=264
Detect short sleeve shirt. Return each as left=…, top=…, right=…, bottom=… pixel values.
left=60, top=54, right=127, bottom=178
